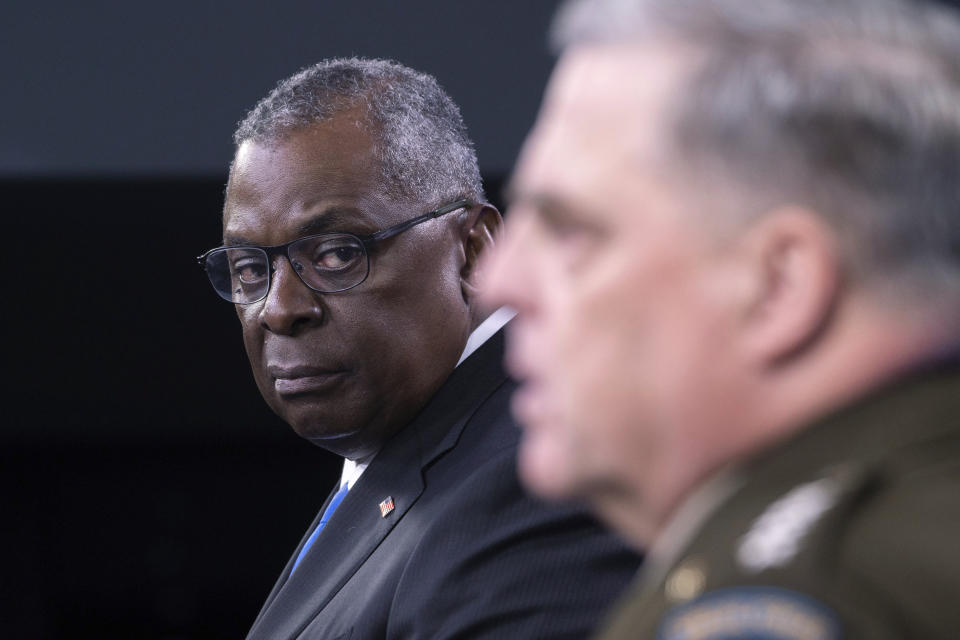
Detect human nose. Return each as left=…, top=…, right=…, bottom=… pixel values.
left=257, top=256, right=325, bottom=335
left=479, top=209, right=540, bottom=316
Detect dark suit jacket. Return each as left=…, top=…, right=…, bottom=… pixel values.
left=247, top=331, right=642, bottom=640
left=596, top=354, right=960, bottom=640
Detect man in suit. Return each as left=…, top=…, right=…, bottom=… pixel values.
left=481, top=0, right=960, bottom=637
left=197, top=57, right=641, bottom=639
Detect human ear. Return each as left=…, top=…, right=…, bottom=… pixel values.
left=738, top=207, right=842, bottom=366
left=459, top=204, right=502, bottom=302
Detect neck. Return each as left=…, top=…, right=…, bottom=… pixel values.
left=644, top=297, right=960, bottom=548
left=750, top=296, right=960, bottom=450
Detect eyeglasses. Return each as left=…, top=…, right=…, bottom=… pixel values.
left=197, top=199, right=472, bottom=304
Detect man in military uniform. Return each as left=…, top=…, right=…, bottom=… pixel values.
left=481, top=0, right=960, bottom=637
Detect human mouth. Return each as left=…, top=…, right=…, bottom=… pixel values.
left=511, top=378, right=549, bottom=429
left=268, top=365, right=349, bottom=396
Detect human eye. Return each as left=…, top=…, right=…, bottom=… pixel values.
left=227, top=250, right=268, bottom=286
left=532, top=206, right=607, bottom=271
left=537, top=207, right=604, bottom=248
left=308, top=237, right=365, bottom=272
left=540, top=214, right=587, bottom=240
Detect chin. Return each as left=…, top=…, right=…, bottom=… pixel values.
left=305, top=429, right=376, bottom=458
left=285, top=410, right=353, bottom=436
left=284, top=404, right=393, bottom=458
left=517, top=432, right=584, bottom=502
left=277, top=406, right=351, bottom=439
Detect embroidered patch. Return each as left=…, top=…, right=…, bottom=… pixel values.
left=737, top=478, right=840, bottom=573
left=657, top=586, right=840, bottom=640
left=379, top=496, right=395, bottom=517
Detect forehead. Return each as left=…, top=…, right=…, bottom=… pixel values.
left=514, top=42, right=691, bottom=215
left=223, top=114, right=396, bottom=244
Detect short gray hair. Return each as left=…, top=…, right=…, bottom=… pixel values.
left=234, top=57, right=485, bottom=206
left=553, top=0, right=960, bottom=294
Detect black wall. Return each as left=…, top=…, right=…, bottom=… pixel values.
left=0, top=1, right=559, bottom=178
left=5, top=178, right=337, bottom=638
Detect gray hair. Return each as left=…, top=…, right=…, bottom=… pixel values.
left=553, top=0, right=960, bottom=295
left=234, top=57, right=485, bottom=206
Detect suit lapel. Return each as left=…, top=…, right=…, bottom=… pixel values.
left=247, top=485, right=341, bottom=633
left=246, top=331, right=510, bottom=640
left=248, top=451, right=425, bottom=640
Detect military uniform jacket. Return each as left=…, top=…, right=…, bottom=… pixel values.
left=597, top=357, right=960, bottom=640
left=246, top=331, right=641, bottom=640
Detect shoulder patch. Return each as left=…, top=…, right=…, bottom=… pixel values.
left=737, top=477, right=840, bottom=573
left=657, top=586, right=840, bottom=640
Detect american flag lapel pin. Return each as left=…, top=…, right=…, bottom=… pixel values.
left=379, top=496, right=395, bottom=517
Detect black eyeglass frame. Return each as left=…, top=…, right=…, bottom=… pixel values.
left=197, top=199, right=474, bottom=303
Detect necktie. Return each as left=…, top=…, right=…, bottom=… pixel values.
left=290, top=483, right=350, bottom=573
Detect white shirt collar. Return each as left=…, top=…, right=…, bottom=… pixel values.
left=638, top=466, right=744, bottom=587
left=341, top=455, right=374, bottom=490
left=456, top=306, right=515, bottom=367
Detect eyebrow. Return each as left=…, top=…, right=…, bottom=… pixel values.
left=504, top=185, right=580, bottom=223
left=503, top=179, right=575, bottom=217
left=223, top=206, right=374, bottom=247
left=505, top=186, right=609, bottom=236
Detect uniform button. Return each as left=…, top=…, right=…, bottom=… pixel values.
left=664, top=559, right=707, bottom=603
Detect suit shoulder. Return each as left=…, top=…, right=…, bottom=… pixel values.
left=836, top=450, right=960, bottom=636
left=392, top=432, right=641, bottom=639
left=662, top=439, right=960, bottom=639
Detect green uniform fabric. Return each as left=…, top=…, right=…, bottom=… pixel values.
left=595, top=357, right=960, bottom=640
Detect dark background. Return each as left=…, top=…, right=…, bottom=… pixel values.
left=5, top=1, right=960, bottom=638
left=2, top=2, right=557, bottom=638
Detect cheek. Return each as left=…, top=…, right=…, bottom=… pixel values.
left=549, top=265, right=647, bottom=427
left=517, top=230, right=742, bottom=499
left=341, top=268, right=470, bottom=399
left=237, top=309, right=263, bottom=359
left=237, top=310, right=275, bottom=396
left=517, top=362, right=651, bottom=502
left=542, top=251, right=717, bottom=470
left=555, top=335, right=655, bottom=480
left=517, top=263, right=659, bottom=494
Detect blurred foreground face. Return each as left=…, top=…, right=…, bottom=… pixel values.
left=483, top=44, right=747, bottom=529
